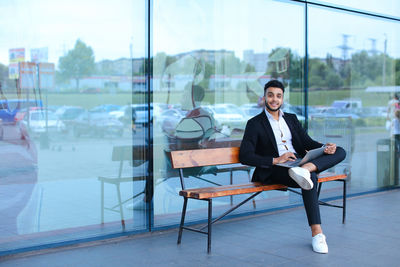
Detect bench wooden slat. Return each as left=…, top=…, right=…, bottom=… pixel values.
left=179, top=174, right=347, bottom=200
left=180, top=183, right=287, bottom=199
left=170, top=147, right=240, bottom=169
left=317, top=173, right=347, bottom=183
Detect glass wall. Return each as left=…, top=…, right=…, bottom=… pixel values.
left=1, top=0, right=400, bottom=255
left=0, top=0, right=148, bottom=252
left=152, top=0, right=305, bottom=227
left=308, top=6, right=400, bottom=192
left=310, top=0, right=400, bottom=19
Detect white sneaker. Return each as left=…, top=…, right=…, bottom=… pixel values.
left=288, top=167, right=313, bottom=190
left=312, top=233, right=328, bottom=254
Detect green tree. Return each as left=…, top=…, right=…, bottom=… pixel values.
left=396, top=58, right=400, bottom=85
left=58, top=39, right=95, bottom=90
left=0, top=63, right=15, bottom=90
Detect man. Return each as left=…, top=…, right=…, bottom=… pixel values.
left=239, top=80, right=346, bottom=254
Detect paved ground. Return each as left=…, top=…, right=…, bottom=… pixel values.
left=1, top=188, right=399, bottom=267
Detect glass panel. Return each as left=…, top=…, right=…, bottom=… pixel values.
left=308, top=6, right=400, bottom=194
left=153, top=0, right=305, bottom=227
left=0, top=0, right=147, bottom=252
left=310, top=0, right=400, bottom=19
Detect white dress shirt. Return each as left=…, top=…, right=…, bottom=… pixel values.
left=265, top=109, right=298, bottom=156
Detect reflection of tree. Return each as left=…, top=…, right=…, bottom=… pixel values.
left=308, top=50, right=399, bottom=90
left=0, top=63, right=15, bottom=91
left=215, top=54, right=246, bottom=76
left=57, top=39, right=95, bottom=90
left=266, top=47, right=302, bottom=89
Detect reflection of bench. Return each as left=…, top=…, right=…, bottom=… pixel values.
left=170, top=147, right=347, bottom=253
left=98, top=145, right=147, bottom=228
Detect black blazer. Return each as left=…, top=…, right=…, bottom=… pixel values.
left=239, top=111, right=323, bottom=183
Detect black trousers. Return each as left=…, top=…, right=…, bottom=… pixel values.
left=269, top=146, right=346, bottom=225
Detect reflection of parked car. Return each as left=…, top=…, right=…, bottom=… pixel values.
left=204, top=104, right=246, bottom=129
left=132, top=104, right=151, bottom=126
left=159, top=108, right=186, bottom=135
left=282, top=103, right=305, bottom=122
left=109, top=105, right=136, bottom=124
left=55, top=106, right=85, bottom=132
left=55, top=106, right=85, bottom=120
left=0, top=99, right=43, bottom=122
left=310, top=107, right=360, bottom=119
left=240, top=104, right=263, bottom=120
left=71, top=111, right=124, bottom=138
left=24, top=110, right=66, bottom=137
left=356, top=106, right=387, bottom=118
left=90, top=104, right=121, bottom=113
left=109, top=105, right=137, bottom=132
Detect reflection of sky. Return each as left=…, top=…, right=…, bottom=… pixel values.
left=154, top=0, right=305, bottom=58
left=0, top=0, right=145, bottom=65
left=0, top=0, right=399, bottom=67
left=313, top=0, right=400, bottom=19
left=309, top=5, right=400, bottom=58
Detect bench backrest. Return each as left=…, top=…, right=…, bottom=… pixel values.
left=170, top=147, right=240, bottom=169
left=112, top=145, right=149, bottom=177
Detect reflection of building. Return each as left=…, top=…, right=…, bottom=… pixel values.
left=96, top=57, right=144, bottom=75
left=175, top=49, right=235, bottom=64
left=268, top=48, right=289, bottom=73
left=243, top=50, right=269, bottom=72
left=209, top=74, right=271, bottom=91
left=66, top=75, right=146, bottom=92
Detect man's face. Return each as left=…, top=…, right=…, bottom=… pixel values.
left=264, top=87, right=284, bottom=112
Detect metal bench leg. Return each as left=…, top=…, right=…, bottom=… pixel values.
left=177, top=197, right=188, bottom=245
left=248, top=170, right=256, bottom=209
left=207, top=199, right=212, bottom=254
left=342, top=180, right=347, bottom=224
left=116, top=184, right=125, bottom=229
left=230, top=171, right=233, bottom=205
left=101, top=180, right=104, bottom=224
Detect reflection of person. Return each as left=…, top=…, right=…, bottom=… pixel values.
left=239, top=80, right=346, bottom=254
left=392, top=109, right=400, bottom=151
left=172, top=85, right=218, bottom=149
left=387, top=93, right=399, bottom=121
left=184, top=85, right=216, bottom=132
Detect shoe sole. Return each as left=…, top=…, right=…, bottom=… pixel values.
left=288, top=169, right=313, bottom=190
left=312, top=247, right=328, bottom=254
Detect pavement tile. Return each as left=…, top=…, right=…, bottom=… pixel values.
left=1, top=189, right=400, bottom=267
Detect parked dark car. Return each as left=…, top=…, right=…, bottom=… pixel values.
left=71, top=111, right=124, bottom=138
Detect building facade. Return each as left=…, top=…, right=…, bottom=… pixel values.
left=0, top=0, right=400, bottom=255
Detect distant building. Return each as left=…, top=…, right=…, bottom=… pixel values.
left=243, top=50, right=269, bottom=73
left=175, top=49, right=235, bottom=64
left=96, top=57, right=144, bottom=76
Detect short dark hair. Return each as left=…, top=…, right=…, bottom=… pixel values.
left=264, top=80, right=285, bottom=95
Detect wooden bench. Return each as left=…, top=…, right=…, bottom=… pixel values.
left=98, top=145, right=148, bottom=228
left=170, top=147, right=347, bottom=253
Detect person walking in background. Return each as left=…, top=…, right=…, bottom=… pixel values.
left=392, top=109, right=400, bottom=152
left=387, top=93, right=400, bottom=131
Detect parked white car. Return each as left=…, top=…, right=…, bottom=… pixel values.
left=24, top=110, right=66, bottom=137
left=204, top=104, right=246, bottom=129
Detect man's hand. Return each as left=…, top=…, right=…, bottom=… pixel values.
left=324, top=143, right=336, bottom=154
left=273, top=152, right=297, bottom=165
